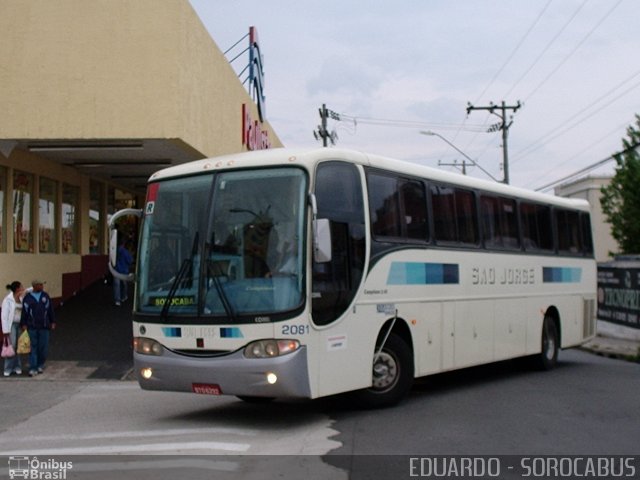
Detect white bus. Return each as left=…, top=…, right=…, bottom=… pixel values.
left=110, top=148, right=596, bottom=407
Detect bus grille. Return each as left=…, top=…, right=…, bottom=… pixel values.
left=173, top=349, right=233, bottom=358
left=583, top=299, right=596, bottom=338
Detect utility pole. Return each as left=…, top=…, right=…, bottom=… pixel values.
left=438, top=159, right=468, bottom=175
left=313, top=104, right=339, bottom=147
left=420, top=130, right=500, bottom=182
left=466, top=100, right=521, bottom=184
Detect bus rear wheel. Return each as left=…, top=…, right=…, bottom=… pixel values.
left=352, top=333, right=413, bottom=408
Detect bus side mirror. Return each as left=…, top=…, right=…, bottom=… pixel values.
left=313, top=218, right=332, bottom=263
left=108, top=208, right=142, bottom=282
left=109, top=228, right=119, bottom=271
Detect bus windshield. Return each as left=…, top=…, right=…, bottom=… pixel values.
left=137, top=167, right=307, bottom=320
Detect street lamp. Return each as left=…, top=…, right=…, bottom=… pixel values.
left=420, top=130, right=500, bottom=183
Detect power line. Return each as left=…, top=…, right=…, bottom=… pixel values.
left=514, top=67, right=640, bottom=159
left=473, top=0, right=553, bottom=104
left=534, top=140, right=640, bottom=192
left=469, top=0, right=632, bottom=186
left=525, top=119, right=632, bottom=189
left=457, top=1, right=552, bottom=148
left=535, top=156, right=613, bottom=192
left=503, top=0, right=588, bottom=99
left=468, top=0, right=608, bottom=163
left=336, top=114, right=488, bottom=132
left=523, top=0, right=624, bottom=102
left=511, top=75, right=640, bottom=165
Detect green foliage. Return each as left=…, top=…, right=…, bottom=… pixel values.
left=600, top=115, right=640, bottom=254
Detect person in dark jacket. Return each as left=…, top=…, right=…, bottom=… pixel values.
left=113, top=238, right=133, bottom=306
left=20, top=279, right=56, bottom=376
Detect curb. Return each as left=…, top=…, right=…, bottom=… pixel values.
left=579, top=341, right=640, bottom=363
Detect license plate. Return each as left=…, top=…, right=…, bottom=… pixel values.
left=192, top=383, right=222, bottom=395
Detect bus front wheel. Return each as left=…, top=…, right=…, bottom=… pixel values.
left=534, top=316, right=559, bottom=370
left=352, top=333, right=414, bottom=408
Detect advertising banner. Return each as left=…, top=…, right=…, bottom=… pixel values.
left=597, top=267, right=640, bottom=329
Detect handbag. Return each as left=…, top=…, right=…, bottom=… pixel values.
left=17, top=330, right=31, bottom=354
left=1, top=336, right=15, bottom=358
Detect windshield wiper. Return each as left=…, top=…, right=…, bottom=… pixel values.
left=160, top=233, right=199, bottom=319
left=210, top=270, right=236, bottom=322
left=161, top=258, right=191, bottom=319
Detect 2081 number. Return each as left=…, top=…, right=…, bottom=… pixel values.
left=282, top=325, right=310, bottom=336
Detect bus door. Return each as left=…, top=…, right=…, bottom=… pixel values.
left=312, top=161, right=368, bottom=396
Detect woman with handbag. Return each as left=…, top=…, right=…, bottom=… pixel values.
left=2, top=281, right=24, bottom=377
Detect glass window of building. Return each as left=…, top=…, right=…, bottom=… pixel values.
left=62, top=184, right=79, bottom=254
left=112, top=187, right=138, bottom=245
left=0, top=166, right=5, bottom=252
left=115, top=188, right=136, bottom=209
left=89, top=181, right=103, bottom=254
left=39, top=177, right=58, bottom=253
left=13, top=171, right=34, bottom=252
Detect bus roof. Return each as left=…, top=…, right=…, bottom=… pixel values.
left=148, top=147, right=590, bottom=212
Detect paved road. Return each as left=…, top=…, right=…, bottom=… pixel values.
left=329, top=349, right=640, bottom=456
left=3, top=281, right=638, bottom=478
left=324, top=349, right=640, bottom=478
left=0, top=382, right=344, bottom=479
left=1, top=349, right=638, bottom=479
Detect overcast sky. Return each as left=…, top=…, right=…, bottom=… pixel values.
left=189, top=0, right=639, bottom=191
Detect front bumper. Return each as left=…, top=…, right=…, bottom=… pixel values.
left=134, top=345, right=311, bottom=399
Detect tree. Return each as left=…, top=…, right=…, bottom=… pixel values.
left=600, top=115, right=640, bottom=254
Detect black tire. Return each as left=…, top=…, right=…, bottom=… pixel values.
left=534, top=316, right=559, bottom=370
left=352, top=333, right=414, bottom=408
left=236, top=396, right=275, bottom=404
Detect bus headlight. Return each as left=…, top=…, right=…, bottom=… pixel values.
left=134, top=337, right=164, bottom=356
left=244, top=339, right=300, bottom=358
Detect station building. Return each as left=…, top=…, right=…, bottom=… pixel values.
left=0, top=0, right=281, bottom=303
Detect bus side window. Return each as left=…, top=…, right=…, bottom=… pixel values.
left=431, top=184, right=478, bottom=246
left=401, top=180, right=428, bottom=241
left=555, top=209, right=591, bottom=255
left=367, top=170, right=427, bottom=242
left=581, top=213, right=594, bottom=256
left=521, top=202, right=553, bottom=252
left=556, top=209, right=583, bottom=255
left=431, top=185, right=456, bottom=242
left=312, top=162, right=365, bottom=326
left=500, top=198, right=520, bottom=249
left=481, top=195, right=520, bottom=250
left=455, top=189, right=477, bottom=245
left=481, top=195, right=499, bottom=248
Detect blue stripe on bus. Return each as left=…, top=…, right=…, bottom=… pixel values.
left=220, top=327, right=244, bottom=338
left=162, top=327, right=182, bottom=338
left=387, top=262, right=459, bottom=285
left=542, top=267, right=582, bottom=283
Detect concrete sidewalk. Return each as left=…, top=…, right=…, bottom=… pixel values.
left=39, top=279, right=134, bottom=381
left=580, top=332, right=640, bottom=362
